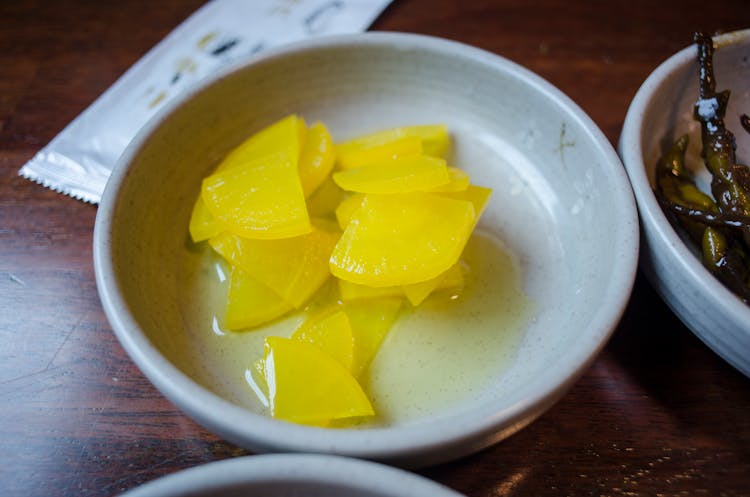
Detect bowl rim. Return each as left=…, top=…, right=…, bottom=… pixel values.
left=119, top=453, right=466, bottom=497
left=94, top=31, right=639, bottom=466
left=618, top=29, right=750, bottom=358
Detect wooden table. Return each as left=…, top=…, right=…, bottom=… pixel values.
left=2, top=1, right=749, bottom=495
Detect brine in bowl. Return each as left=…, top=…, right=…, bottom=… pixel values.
left=94, top=32, right=638, bottom=467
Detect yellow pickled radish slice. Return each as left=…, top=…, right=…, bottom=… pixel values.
left=216, top=115, right=306, bottom=173
left=336, top=135, right=422, bottom=170
left=330, top=193, right=476, bottom=287
left=429, top=167, right=470, bottom=192
left=332, top=156, right=450, bottom=194
left=224, top=266, right=292, bottom=330
left=401, top=262, right=465, bottom=306
left=335, top=193, right=366, bottom=230
left=344, top=298, right=403, bottom=377
left=202, top=151, right=311, bottom=239
left=309, top=217, right=342, bottom=236
left=298, top=122, right=335, bottom=197
left=339, top=262, right=464, bottom=305
left=292, top=309, right=354, bottom=371
left=296, top=117, right=307, bottom=154
left=338, top=278, right=403, bottom=301
left=336, top=124, right=449, bottom=160
left=306, top=176, right=346, bottom=219
left=189, top=195, right=223, bottom=242
left=209, top=224, right=339, bottom=308
left=263, top=336, right=374, bottom=424
left=440, top=184, right=492, bottom=227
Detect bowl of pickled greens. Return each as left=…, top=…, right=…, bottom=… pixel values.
left=620, top=29, right=750, bottom=377
left=94, top=32, right=638, bottom=467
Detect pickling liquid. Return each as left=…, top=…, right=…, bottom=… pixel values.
left=177, top=230, right=532, bottom=427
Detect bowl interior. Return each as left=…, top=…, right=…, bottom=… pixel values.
left=100, top=34, right=636, bottom=461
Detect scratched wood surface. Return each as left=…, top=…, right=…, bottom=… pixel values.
left=1, top=1, right=749, bottom=496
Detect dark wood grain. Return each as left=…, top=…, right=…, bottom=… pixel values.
left=1, top=1, right=749, bottom=496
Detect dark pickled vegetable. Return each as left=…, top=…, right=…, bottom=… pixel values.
left=741, top=114, right=750, bottom=135
left=655, top=32, right=750, bottom=304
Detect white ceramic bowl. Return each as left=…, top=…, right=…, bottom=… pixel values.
left=119, top=454, right=465, bottom=497
left=95, top=32, right=638, bottom=467
left=619, top=29, right=750, bottom=378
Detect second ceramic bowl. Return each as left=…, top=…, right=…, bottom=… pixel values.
left=619, top=29, right=750, bottom=377
left=119, top=454, right=465, bottom=497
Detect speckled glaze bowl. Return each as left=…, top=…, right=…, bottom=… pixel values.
left=619, top=29, right=750, bottom=378
left=94, top=32, right=638, bottom=467
left=119, top=454, right=466, bottom=497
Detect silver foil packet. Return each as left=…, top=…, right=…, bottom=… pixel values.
left=19, top=0, right=392, bottom=203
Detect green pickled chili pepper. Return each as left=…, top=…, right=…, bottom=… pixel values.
left=656, top=135, right=717, bottom=212
left=702, top=226, right=750, bottom=301
left=655, top=134, right=719, bottom=242
left=702, top=226, right=727, bottom=268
